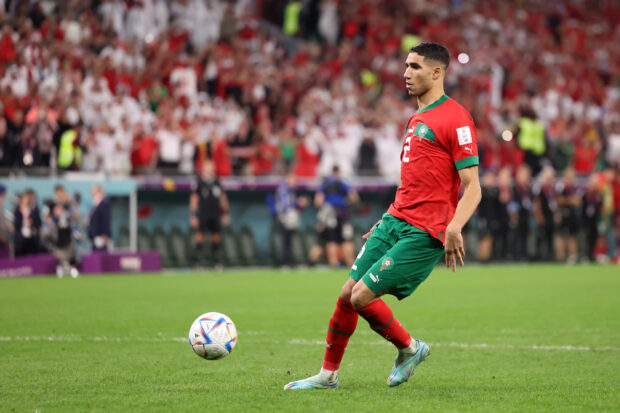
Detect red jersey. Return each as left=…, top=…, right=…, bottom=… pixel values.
left=387, top=95, right=478, bottom=243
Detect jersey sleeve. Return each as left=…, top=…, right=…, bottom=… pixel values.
left=448, top=115, right=479, bottom=170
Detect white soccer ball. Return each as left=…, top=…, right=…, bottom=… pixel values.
left=189, top=312, right=238, bottom=360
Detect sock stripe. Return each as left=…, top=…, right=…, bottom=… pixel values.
left=372, top=315, right=394, bottom=331
left=328, top=326, right=353, bottom=336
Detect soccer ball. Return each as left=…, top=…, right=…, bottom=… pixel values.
left=188, top=312, right=237, bottom=360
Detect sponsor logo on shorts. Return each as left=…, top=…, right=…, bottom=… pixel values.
left=369, top=272, right=380, bottom=283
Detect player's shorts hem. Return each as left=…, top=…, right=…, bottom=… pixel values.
left=360, top=275, right=384, bottom=296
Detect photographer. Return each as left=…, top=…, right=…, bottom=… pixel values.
left=44, top=185, right=80, bottom=278
left=310, top=165, right=359, bottom=268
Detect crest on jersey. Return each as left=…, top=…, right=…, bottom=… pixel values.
left=413, top=122, right=436, bottom=142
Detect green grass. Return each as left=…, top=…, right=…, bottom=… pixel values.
left=1, top=265, right=619, bottom=412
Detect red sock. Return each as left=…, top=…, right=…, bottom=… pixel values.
left=357, top=299, right=412, bottom=349
left=322, top=297, right=358, bottom=371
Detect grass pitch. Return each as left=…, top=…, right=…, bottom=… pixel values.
left=1, top=265, right=619, bottom=412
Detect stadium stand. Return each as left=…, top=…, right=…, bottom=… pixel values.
left=0, top=0, right=617, bottom=265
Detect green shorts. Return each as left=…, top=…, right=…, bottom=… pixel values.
left=349, top=213, right=444, bottom=300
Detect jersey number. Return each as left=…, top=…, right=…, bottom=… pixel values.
left=402, top=136, right=412, bottom=163
left=356, top=243, right=366, bottom=259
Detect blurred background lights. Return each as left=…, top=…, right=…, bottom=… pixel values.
left=501, top=130, right=513, bottom=141
left=457, top=53, right=470, bottom=64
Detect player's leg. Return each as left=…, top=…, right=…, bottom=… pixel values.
left=325, top=221, right=343, bottom=267
left=350, top=281, right=412, bottom=349
left=325, top=241, right=340, bottom=266
left=284, top=278, right=358, bottom=390
left=193, top=230, right=205, bottom=266
left=567, top=218, right=578, bottom=263
left=284, top=217, right=394, bottom=390
left=209, top=218, right=223, bottom=268
left=354, top=218, right=444, bottom=386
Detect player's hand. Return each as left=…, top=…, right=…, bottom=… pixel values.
left=221, top=213, right=231, bottom=226
left=444, top=225, right=465, bottom=273
left=362, top=219, right=381, bottom=239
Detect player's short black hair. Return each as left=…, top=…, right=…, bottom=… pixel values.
left=410, top=42, right=450, bottom=69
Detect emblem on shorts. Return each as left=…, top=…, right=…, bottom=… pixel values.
left=380, top=258, right=393, bottom=271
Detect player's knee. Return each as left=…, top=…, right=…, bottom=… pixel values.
left=350, top=292, right=366, bottom=309
left=339, top=285, right=352, bottom=302
left=339, top=279, right=356, bottom=301
left=350, top=283, right=374, bottom=309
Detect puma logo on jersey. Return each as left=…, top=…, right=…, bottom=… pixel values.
left=464, top=146, right=472, bottom=153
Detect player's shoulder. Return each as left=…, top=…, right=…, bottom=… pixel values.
left=443, top=97, right=474, bottom=124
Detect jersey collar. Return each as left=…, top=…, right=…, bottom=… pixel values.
left=417, top=94, right=449, bottom=113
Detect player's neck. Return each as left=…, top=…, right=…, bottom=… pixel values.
left=417, top=87, right=446, bottom=111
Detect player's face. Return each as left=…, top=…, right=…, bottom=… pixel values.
left=403, top=53, right=434, bottom=97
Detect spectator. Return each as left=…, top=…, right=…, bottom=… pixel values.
left=494, top=167, right=512, bottom=260
left=532, top=167, right=558, bottom=261
left=582, top=174, right=602, bottom=262
left=155, top=109, right=182, bottom=171
left=88, top=184, right=111, bottom=252
left=5, top=108, right=25, bottom=168
left=130, top=123, right=158, bottom=174
left=13, top=190, right=41, bottom=257
left=476, top=171, right=500, bottom=262
left=556, top=167, right=581, bottom=263
left=310, top=165, right=359, bottom=267
left=274, top=171, right=308, bottom=267
left=0, top=185, right=10, bottom=257
left=513, top=165, right=533, bottom=261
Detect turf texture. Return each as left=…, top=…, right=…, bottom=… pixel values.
left=1, top=265, right=618, bottom=412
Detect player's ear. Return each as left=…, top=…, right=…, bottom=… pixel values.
left=432, top=65, right=443, bottom=80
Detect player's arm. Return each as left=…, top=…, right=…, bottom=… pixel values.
left=219, top=191, right=230, bottom=225
left=189, top=192, right=199, bottom=228
left=362, top=219, right=382, bottom=240
left=444, top=165, right=481, bottom=272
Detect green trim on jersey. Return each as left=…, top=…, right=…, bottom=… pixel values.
left=417, top=94, right=449, bottom=113
left=413, top=122, right=436, bottom=142
left=455, top=156, right=479, bottom=170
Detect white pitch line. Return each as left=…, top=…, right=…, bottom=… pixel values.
left=287, top=339, right=620, bottom=352
left=1, top=335, right=618, bottom=352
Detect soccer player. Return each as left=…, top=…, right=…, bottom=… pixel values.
left=284, top=42, right=481, bottom=390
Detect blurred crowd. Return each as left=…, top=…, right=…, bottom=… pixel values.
left=0, top=182, right=111, bottom=276
left=0, top=0, right=618, bottom=261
